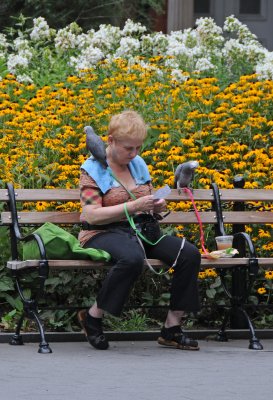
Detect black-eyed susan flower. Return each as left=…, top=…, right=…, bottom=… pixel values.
left=205, top=269, right=218, bottom=278
left=257, top=287, right=267, bottom=295
left=265, top=271, right=273, bottom=280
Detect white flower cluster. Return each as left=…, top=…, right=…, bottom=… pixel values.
left=223, top=38, right=266, bottom=70
left=16, top=74, right=34, bottom=84
left=54, top=23, right=82, bottom=52
left=0, top=33, right=8, bottom=60
left=13, top=37, right=30, bottom=52
left=90, top=25, right=121, bottom=52
left=70, top=46, right=104, bottom=70
left=7, top=36, right=33, bottom=75
left=0, top=33, right=9, bottom=52
left=195, top=57, right=215, bottom=72
left=166, top=29, right=212, bottom=73
left=255, top=51, right=273, bottom=80
left=7, top=54, right=30, bottom=74
left=63, top=24, right=122, bottom=71
left=171, top=69, right=189, bottom=83
left=121, top=19, right=147, bottom=36
left=195, top=17, right=224, bottom=49
left=1, top=15, right=273, bottom=84
left=224, top=15, right=258, bottom=44
left=114, top=37, right=140, bottom=58
left=30, top=17, right=51, bottom=41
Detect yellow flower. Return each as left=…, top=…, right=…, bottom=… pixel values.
left=180, top=138, right=195, bottom=147
left=205, top=268, right=218, bottom=278
left=265, top=270, right=273, bottom=280
left=198, top=271, right=207, bottom=280
left=258, top=229, right=271, bottom=238
left=202, top=146, right=214, bottom=152
left=36, top=201, right=50, bottom=211
left=257, top=287, right=266, bottom=295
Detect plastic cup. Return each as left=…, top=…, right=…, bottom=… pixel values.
left=215, top=235, right=233, bottom=250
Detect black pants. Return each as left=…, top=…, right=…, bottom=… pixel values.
left=84, top=228, right=201, bottom=317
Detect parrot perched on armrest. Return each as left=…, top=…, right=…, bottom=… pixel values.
left=174, top=160, right=199, bottom=192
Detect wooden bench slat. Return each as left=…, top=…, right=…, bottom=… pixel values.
left=171, top=189, right=273, bottom=202
left=0, top=189, right=80, bottom=202
left=221, top=211, right=273, bottom=224
left=2, top=210, right=272, bottom=226
left=2, top=188, right=273, bottom=202
left=7, top=257, right=273, bottom=271
left=217, top=189, right=273, bottom=202
left=0, top=189, right=216, bottom=202
left=6, top=259, right=165, bottom=270
left=0, top=189, right=10, bottom=202
left=0, top=211, right=221, bottom=225
left=1, top=211, right=81, bottom=224
left=163, top=211, right=273, bottom=224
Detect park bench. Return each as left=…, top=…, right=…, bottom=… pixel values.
left=1, top=179, right=273, bottom=353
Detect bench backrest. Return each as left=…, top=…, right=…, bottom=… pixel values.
left=1, top=188, right=273, bottom=226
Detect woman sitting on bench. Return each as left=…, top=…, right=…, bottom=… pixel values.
left=78, top=110, right=201, bottom=351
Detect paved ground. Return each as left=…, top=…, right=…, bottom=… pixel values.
left=1, top=338, right=273, bottom=400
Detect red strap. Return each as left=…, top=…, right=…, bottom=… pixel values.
left=183, top=187, right=210, bottom=256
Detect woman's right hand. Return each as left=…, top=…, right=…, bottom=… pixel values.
left=134, top=195, right=155, bottom=212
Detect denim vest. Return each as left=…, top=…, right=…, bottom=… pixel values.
left=81, top=155, right=151, bottom=194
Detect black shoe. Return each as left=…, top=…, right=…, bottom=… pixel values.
left=158, top=325, right=199, bottom=350
left=77, top=309, right=109, bottom=350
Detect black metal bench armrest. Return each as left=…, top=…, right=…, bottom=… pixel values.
left=233, top=231, right=258, bottom=277
left=210, top=182, right=226, bottom=236
left=6, top=183, right=49, bottom=290
left=6, top=183, right=22, bottom=241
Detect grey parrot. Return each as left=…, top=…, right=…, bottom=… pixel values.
left=84, top=126, right=108, bottom=169
left=174, top=160, right=199, bottom=191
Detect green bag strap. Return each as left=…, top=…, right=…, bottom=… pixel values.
left=123, top=202, right=166, bottom=246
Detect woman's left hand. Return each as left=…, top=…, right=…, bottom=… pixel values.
left=153, top=198, right=167, bottom=213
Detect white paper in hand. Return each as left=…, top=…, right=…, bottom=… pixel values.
left=153, top=185, right=171, bottom=200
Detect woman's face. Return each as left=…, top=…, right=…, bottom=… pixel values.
left=108, top=136, right=143, bottom=165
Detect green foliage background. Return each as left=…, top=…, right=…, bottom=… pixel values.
left=0, top=0, right=165, bottom=32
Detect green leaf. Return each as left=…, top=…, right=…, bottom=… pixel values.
left=4, top=294, right=23, bottom=311
left=160, top=292, right=171, bottom=300
left=248, top=295, right=259, bottom=305
left=206, top=288, right=216, bottom=299
left=210, top=276, right=222, bottom=289
left=0, top=276, right=14, bottom=292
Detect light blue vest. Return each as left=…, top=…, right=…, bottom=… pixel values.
left=81, top=155, right=151, bottom=194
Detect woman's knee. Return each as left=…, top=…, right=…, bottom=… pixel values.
left=117, top=252, right=144, bottom=276
left=179, top=241, right=201, bottom=269
left=189, top=242, right=201, bottom=263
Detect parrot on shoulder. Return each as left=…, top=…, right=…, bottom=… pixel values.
left=84, top=126, right=108, bottom=169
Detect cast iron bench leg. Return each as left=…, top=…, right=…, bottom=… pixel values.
left=239, top=307, right=263, bottom=350
left=215, top=308, right=229, bottom=342
left=9, top=311, right=25, bottom=346
left=30, top=310, right=52, bottom=354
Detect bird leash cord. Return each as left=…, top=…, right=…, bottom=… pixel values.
left=109, top=168, right=185, bottom=275
left=183, top=187, right=213, bottom=259
left=124, top=200, right=186, bottom=276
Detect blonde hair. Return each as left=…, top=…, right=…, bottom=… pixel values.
left=108, top=110, right=147, bottom=141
